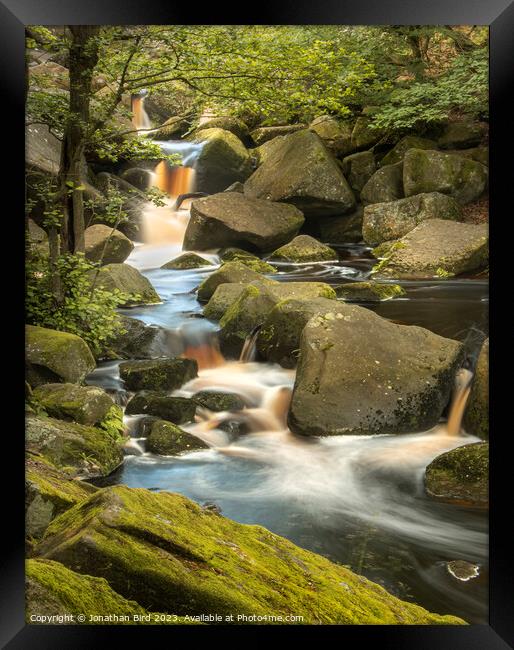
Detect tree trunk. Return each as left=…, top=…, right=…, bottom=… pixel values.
left=59, top=26, right=100, bottom=254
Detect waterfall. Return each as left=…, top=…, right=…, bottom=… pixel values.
left=239, top=325, right=263, bottom=363
left=446, top=368, right=474, bottom=436
left=132, top=94, right=152, bottom=132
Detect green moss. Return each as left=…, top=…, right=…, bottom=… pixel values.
left=98, top=404, right=125, bottom=440
left=161, top=253, right=214, bottom=270
left=146, top=420, right=209, bottom=455
left=119, top=358, right=198, bottom=392
left=125, top=392, right=197, bottom=424
left=37, top=486, right=465, bottom=625
left=193, top=390, right=245, bottom=412
left=270, top=235, right=337, bottom=263
left=336, top=282, right=406, bottom=302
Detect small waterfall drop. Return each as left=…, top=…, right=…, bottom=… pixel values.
left=446, top=368, right=474, bottom=436
left=239, top=325, right=262, bottom=363
left=132, top=94, right=152, bottom=132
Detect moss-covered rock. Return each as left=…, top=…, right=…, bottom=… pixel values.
left=125, top=391, right=196, bottom=424
left=288, top=307, right=463, bottom=436
left=220, top=282, right=336, bottom=357
left=244, top=130, right=356, bottom=217
left=403, top=149, right=488, bottom=205
left=194, top=116, right=250, bottom=143
left=362, top=192, right=461, bottom=246
left=161, top=253, right=214, bottom=270
left=151, top=115, right=191, bottom=140
left=193, top=390, right=245, bottom=412
left=341, top=151, right=376, bottom=193
left=425, top=442, right=488, bottom=507
left=26, top=455, right=97, bottom=539
left=84, top=224, right=134, bottom=265
left=197, top=261, right=276, bottom=303
left=437, top=121, right=487, bottom=150
left=318, top=207, right=364, bottom=244
left=463, top=338, right=489, bottom=439
left=257, top=297, right=347, bottom=368
left=379, top=136, right=437, bottom=167
left=26, top=325, right=96, bottom=388
left=91, top=263, right=161, bottom=306
left=446, top=146, right=489, bottom=167
left=187, top=128, right=254, bottom=194
left=350, top=116, right=386, bottom=151
left=309, top=115, right=353, bottom=155
left=253, top=136, right=285, bottom=165
left=107, top=316, right=168, bottom=360
left=269, top=235, right=338, bottom=263
left=26, top=414, right=125, bottom=479
left=145, top=419, right=208, bottom=455
left=374, top=219, right=488, bottom=279
left=120, top=167, right=155, bottom=192
left=335, top=282, right=406, bottom=302
left=119, top=358, right=198, bottom=392
left=250, top=124, right=305, bottom=145
left=219, top=248, right=277, bottom=273
left=203, top=284, right=247, bottom=321
left=35, top=485, right=464, bottom=624
left=26, top=558, right=156, bottom=623
left=361, top=162, right=404, bottom=205
left=184, top=192, right=305, bottom=253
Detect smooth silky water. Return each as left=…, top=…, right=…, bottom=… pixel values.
left=86, top=150, right=488, bottom=623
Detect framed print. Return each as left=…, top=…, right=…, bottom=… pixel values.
left=2, top=0, right=512, bottom=646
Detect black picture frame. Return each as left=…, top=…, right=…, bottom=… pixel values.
left=3, top=1, right=511, bottom=646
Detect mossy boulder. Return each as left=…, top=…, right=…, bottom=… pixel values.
left=31, top=383, right=118, bottom=428
left=120, top=167, right=155, bottom=192
left=335, top=282, right=406, bottom=302
left=250, top=124, right=305, bottom=145
left=403, top=149, right=488, bottom=205
left=244, top=130, right=356, bottom=217
left=194, top=116, right=250, bottom=143
left=193, top=390, right=246, bottom=412
left=374, top=219, right=488, bottom=279
left=379, top=136, right=437, bottom=167
left=145, top=420, right=208, bottom=455
left=35, top=485, right=463, bottom=624
left=341, top=151, right=376, bottom=193
left=125, top=391, right=196, bottom=424
left=161, top=253, right=214, bottom=270
left=309, top=115, right=353, bottom=155
left=463, top=338, right=489, bottom=439
left=219, top=282, right=336, bottom=357
left=26, top=325, right=96, bottom=388
left=446, top=146, right=489, bottom=167
left=197, top=261, right=275, bottom=303
left=26, top=414, right=125, bottom=479
left=269, top=235, right=337, bottom=263
left=425, top=442, right=488, bottom=507
left=437, top=121, right=487, bottom=150
left=184, top=192, right=304, bottom=253
left=26, top=455, right=97, bottom=539
left=90, top=263, right=160, bottom=306
left=84, top=224, right=134, bottom=265
left=107, top=316, right=168, bottom=360
left=26, top=559, right=153, bottom=623
left=219, top=248, right=277, bottom=273
left=350, top=116, right=386, bottom=151
left=318, top=206, right=364, bottom=244
left=203, top=283, right=246, bottom=321
left=187, top=128, right=254, bottom=194
left=360, top=162, right=404, bottom=205
left=119, top=358, right=198, bottom=392
left=253, top=136, right=285, bottom=165
left=257, top=297, right=347, bottom=368
left=288, top=307, right=463, bottom=436
left=151, top=115, right=191, bottom=140
left=362, top=192, right=462, bottom=246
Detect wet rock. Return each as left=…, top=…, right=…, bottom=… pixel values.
left=379, top=136, right=437, bottom=167
left=193, top=390, right=246, bottom=412
left=125, top=391, right=196, bottom=424
left=244, top=130, right=356, bottom=217
left=35, top=485, right=464, bottom=624
left=288, top=307, right=463, bottom=436
left=194, top=116, right=250, bottom=143
left=25, top=414, right=125, bottom=479
left=269, top=235, right=338, bottom=263
left=31, top=383, right=119, bottom=428
left=318, top=207, right=364, bottom=244
left=219, top=248, right=277, bottom=273
left=403, top=149, right=488, bottom=205
left=203, top=284, right=247, bottom=321
left=197, top=261, right=275, bottom=303
left=26, top=325, right=96, bottom=388
left=374, top=219, right=488, bottom=279
left=424, top=442, right=488, bottom=506
left=161, top=253, right=214, bottom=270
left=119, top=358, right=198, bottom=392
left=84, top=224, right=134, bottom=265
left=437, top=121, right=487, bottom=150
left=335, top=282, right=406, bottom=302
left=309, top=115, right=353, bottom=155
left=26, top=455, right=97, bottom=539
left=250, top=124, right=305, bottom=145
left=361, top=162, right=404, bottom=205
left=90, top=263, right=161, bottom=306
left=188, top=128, right=254, bottom=194
left=464, top=338, right=489, bottom=439
left=446, top=560, right=480, bottom=582
left=341, top=151, right=376, bottom=193
left=184, top=192, right=304, bottom=253
left=362, top=192, right=461, bottom=246
left=107, top=316, right=170, bottom=360
left=145, top=420, right=208, bottom=455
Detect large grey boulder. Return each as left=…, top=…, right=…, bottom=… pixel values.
left=360, top=163, right=404, bottom=205
left=362, top=192, right=461, bottom=246
left=403, top=149, right=488, bottom=205
left=244, top=130, right=356, bottom=217
left=184, top=192, right=304, bottom=253
left=288, top=307, right=463, bottom=436
left=341, top=151, right=376, bottom=193
left=309, top=116, right=353, bottom=155
left=379, top=135, right=437, bottom=167
left=350, top=116, right=386, bottom=151
left=318, top=207, right=364, bottom=244
left=250, top=124, right=305, bottom=145
left=194, top=116, right=250, bottom=143
left=196, top=261, right=275, bottom=303
left=107, top=316, right=171, bottom=360
left=119, top=358, right=198, bottom=392
left=90, top=263, right=160, bottom=306
left=203, top=284, right=247, bottom=321
left=84, top=224, right=134, bottom=265
left=437, top=121, right=487, bottom=150
left=374, top=219, right=488, bottom=279
left=463, top=338, right=489, bottom=439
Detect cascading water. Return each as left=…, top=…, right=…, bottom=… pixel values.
left=131, top=94, right=152, bottom=132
